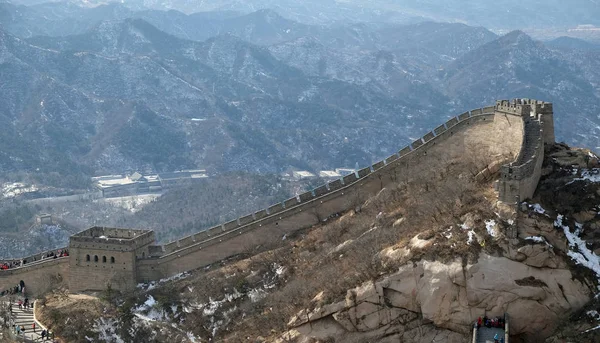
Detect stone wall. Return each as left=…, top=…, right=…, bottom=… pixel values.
left=137, top=105, right=529, bottom=282
left=68, top=245, right=137, bottom=292
left=67, top=228, right=155, bottom=292
left=0, top=258, right=69, bottom=297
left=1, top=99, right=553, bottom=290
left=0, top=247, right=68, bottom=266
left=497, top=99, right=553, bottom=205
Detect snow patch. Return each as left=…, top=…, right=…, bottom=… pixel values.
left=443, top=227, right=453, bottom=239
left=460, top=223, right=476, bottom=244
left=531, top=203, right=546, bottom=214
left=467, top=231, right=475, bottom=244
left=134, top=295, right=167, bottom=322
left=137, top=272, right=190, bottom=291
left=2, top=182, right=38, bottom=198
left=583, top=324, right=600, bottom=333
left=100, top=194, right=160, bottom=213
left=525, top=236, right=553, bottom=248
left=525, top=236, right=544, bottom=243
left=248, top=288, right=267, bottom=302
left=93, top=318, right=124, bottom=343
left=556, top=214, right=600, bottom=291
left=570, top=168, right=600, bottom=183
left=186, top=331, right=199, bottom=342
left=485, top=219, right=497, bottom=237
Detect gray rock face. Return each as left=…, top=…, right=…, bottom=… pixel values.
left=285, top=254, right=591, bottom=342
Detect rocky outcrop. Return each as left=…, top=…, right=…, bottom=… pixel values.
left=513, top=242, right=563, bottom=268
left=284, top=253, right=591, bottom=342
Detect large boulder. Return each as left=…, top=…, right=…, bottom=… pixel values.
left=283, top=254, right=592, bottom=342
left=515, top=243, right=563, bottom=268
left=465, top=255, right=590, bottom=338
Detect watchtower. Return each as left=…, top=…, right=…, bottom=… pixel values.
left=68, top=227, right=156, bottom=292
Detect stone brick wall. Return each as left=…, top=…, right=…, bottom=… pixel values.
left=497, top=99, right=553, bottom=205
left=66, top=227, right=155, bottom=292
left=2, top=99, right=554, bottom=291
left=68, top=245, right=137, bottom=292
left=136, top=104, right=529, bottom=282
left=0, top=258, right=69, bottom=297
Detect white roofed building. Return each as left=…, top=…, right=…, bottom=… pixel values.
left=292, top=171, right=316, bottom=180
left=319, top=170, right=342, bottom=179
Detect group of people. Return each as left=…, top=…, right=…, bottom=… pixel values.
left=475, top=316, right=506, bottom=343
left=0, top=248, right=69, bottom=271
left=17, top=298, right=31, bottom=310
left=0, top=281, right=25, bottom=297
left=476, top=315, right=505, bottom=329
left=12, top=317, right=55, bottom=341
left=2, top=280, right=57, bottom=342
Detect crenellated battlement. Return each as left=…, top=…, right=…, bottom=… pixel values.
left=495, top=99, right=531, bottom=116
left=69, top=227, right=155, bottom=250
left=497, top=99, right=552, bottom=205
left=1, top=99, right=555, bottom=295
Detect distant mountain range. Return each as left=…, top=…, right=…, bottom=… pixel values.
left=6, top=0, right=599, bottom=29
left=1, top=2, right=600, bottom=185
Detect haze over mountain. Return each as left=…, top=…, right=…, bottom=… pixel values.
left=2, top=2, right=600, bottom=343
left=442, top=31, right=600, bottom=148
left=8, top=0, right=599, bottom=29
left=1, top=1, right=600, bottom=182
left=0, top=16, right=445, bottom=177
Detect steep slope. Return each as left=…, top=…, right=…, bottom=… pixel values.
left=34, top=144, right=600, bottom=343
left=376, top=21, right=498, bottom=58
left=547, top=36, right=600, bottom=52
left=0, top=3, right=316, bottom=45
left=1, top=20, right=448, bottom=179
left=442, top=31, right=600, bottom=151
left=0, top=1, right=135, bottom=38
left=268, top=22, right=497, bottom=101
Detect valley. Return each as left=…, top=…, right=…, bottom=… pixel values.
left=1, top=1, right=600, bottom=342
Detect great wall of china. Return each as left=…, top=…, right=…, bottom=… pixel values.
left=0, top=99, right=555, bottom=295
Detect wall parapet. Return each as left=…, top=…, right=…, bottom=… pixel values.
left=0, top=256, right=69, bottom=276
left=497, top=99, right=552, bottom=204
left=3, top=99, right=554, bottom=290
left=148, top=105, right=502, bottom=261
left=1, top=247, right=68, bottom=266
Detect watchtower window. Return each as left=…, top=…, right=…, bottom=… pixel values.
left=102, top=256, right=107, bottom=263
left=110, top=257, right=115, bottom=264
left=94, top=255, right=98, bottom=262
left=86, top=255, right=90, bottom=262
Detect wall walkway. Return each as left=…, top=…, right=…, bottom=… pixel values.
left=136, top=101, right=536, bottom=282
left=0, top=99, right=554, bottom=291
left=0, top=258, right=69, bottom=297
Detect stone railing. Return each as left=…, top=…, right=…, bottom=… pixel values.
left=148, top=106, right=498, bottom=259
left=1, top=247, right=68, bottom=267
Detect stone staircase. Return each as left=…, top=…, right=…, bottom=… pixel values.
left=472, top=314, right=509, bottom=343
left=476, top=326, right=505, bottom=343
left=9, top=302, right=47, bottom=342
